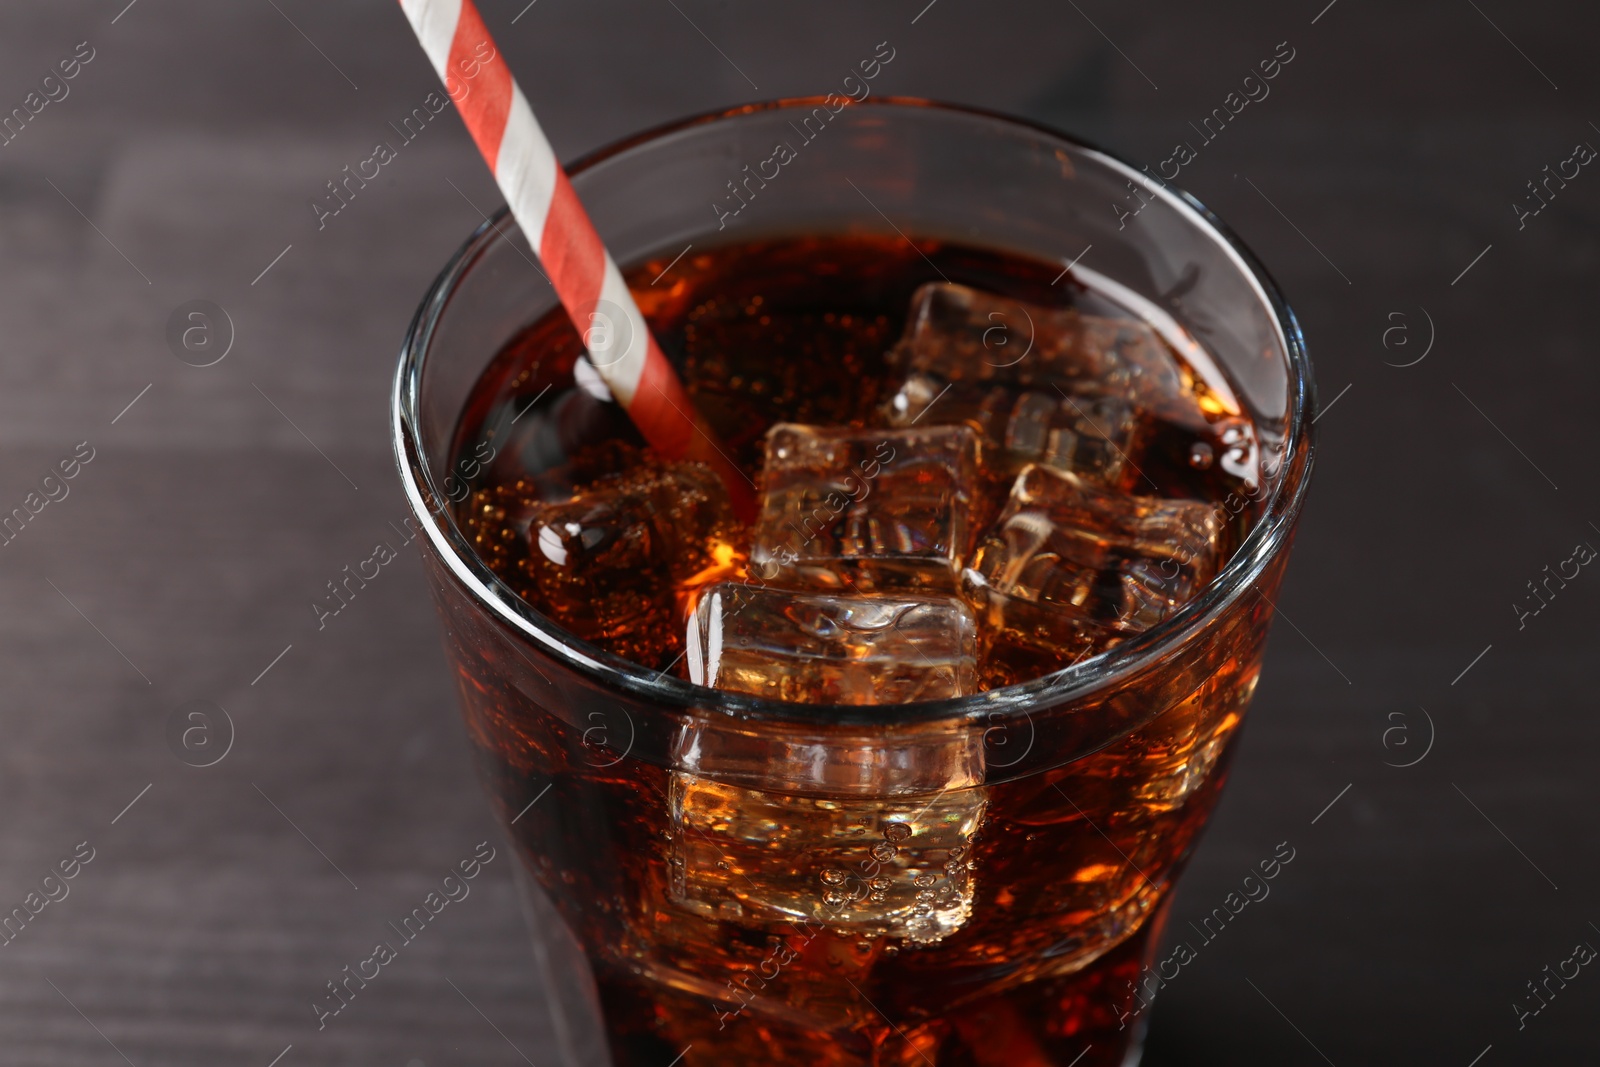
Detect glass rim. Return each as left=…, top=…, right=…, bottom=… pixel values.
left=391, top=95, right=1317, bottom=727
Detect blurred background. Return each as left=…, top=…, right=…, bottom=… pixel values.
left=2, top=1, right=1596, bottom=1063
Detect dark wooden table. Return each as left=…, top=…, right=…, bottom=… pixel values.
left=2, top=1, right=1594, bottom=1063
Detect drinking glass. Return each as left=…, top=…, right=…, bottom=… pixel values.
left=392, top=98, right=1314, bottom=1067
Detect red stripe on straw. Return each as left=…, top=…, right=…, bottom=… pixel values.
left=539, top=172, right=607, bottom=324
left=446, top=5, right=513, bottom=169
left=397, top=0, right=756, bottom=521
left=631, top=339, right=698, bottom=460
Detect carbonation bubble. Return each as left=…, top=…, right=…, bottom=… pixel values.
left=913, top=873, right=937, bottom=888
left=1189, top=441, right=1215, bottom=469
left=823, top=888, right=847, bottom=907
left=820, top=869, right=846, bottom=886
left=883, top=823, right=912, bottom=843
left=871, top=842, right=897, bottom=862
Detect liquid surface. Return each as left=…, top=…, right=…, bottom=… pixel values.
left=451, top=236, right=1260, bottom=689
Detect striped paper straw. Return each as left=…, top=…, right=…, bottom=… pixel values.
left=397, top=0, right=755, bottom=518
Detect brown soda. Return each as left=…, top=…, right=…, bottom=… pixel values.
left=447, top=235, right=1270, bottom=1065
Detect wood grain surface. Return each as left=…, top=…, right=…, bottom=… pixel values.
left=1, top=2, right=1595, bottom=1064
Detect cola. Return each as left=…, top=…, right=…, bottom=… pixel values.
left=445, top=234, right=1271, bottom=1066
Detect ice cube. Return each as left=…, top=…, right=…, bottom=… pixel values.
left=685, top=582, right=979, bottom=704
left=672, top=625, right=985, bottom=944
left=510, top=458, right=738, bottom=665
left=668, top=772, right=985, bottom=944
left=886, top=372, right=1140, bottom=488
left=890, top=282, right=1202, bottom=426
left=962, top=464, right=1222, bottom=668
left=675, top=581, right=986, bottom=942
left=750, top=423, right=981, bottom=594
